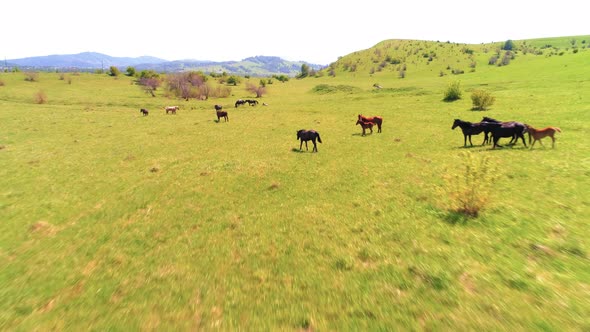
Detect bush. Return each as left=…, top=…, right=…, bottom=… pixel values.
left=443, top=81, right=462, bottom=101
left=24, top=72, right=39, bottom=82
left=108, top=66, right=121, bottom=77
left=471, top=89, right=495, bottom=110
left=441, top=152, right=499, bottom=218
left=126, top=66, right=136, bottom=77
left=35, top=90, right=47, bottom=104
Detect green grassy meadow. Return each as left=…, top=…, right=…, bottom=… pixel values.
left=1, top=37, right=589, bottom=330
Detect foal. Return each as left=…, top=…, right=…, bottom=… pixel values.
left=356, top=119, right=375, bottom=136
left=525, top=124, right=561, bottom=149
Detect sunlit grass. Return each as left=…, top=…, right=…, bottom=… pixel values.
left=1, top=36, right=589, bottom=330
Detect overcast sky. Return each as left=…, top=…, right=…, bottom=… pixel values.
left=2, top=0, right=587, bottom=65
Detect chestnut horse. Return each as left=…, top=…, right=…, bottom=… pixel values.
left=356, top=119, right=375, bottom=136
left=358, top=114, right=382, bottom=133
left=525, top=124, right=561, bottom=149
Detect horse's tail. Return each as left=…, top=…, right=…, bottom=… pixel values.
left=316, top=133, right=322, bottom=144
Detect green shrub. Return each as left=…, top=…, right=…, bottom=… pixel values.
left=443, top=81, right=462, bottom=101
left=441, top=152, right=498, bottom=217
left=471, top=89, right=495, bottom=110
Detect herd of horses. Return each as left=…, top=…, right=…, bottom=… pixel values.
left=139, top=102, right=561, bottom=152
left=452, top=116, right=561, bottom=149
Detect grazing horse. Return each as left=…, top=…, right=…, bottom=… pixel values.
left=235, top=99, right=246, bottom=108
left=452, top=119, right=489, bottom=146
left=296, top=129, right=322, bottom=152
left=165, top=106, right=179, bottom=114
left=358, top=114, right=383, bottom=133
left=214, top=104, right=223, bottom=111
left=216, top=110, right=229, bottom=122
left=140, top=108, right=149, bottom=116
left=480, top=121, right=527, bottom=149
left=525, top=124, right=561, bottom=149
left=356, top=119, right=375, bottom=136
left=245, top=99, right=259, bottom=106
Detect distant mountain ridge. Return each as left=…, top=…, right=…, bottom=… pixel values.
left=4, top=52, right=324, bottom=76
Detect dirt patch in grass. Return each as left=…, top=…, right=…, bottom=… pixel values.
left=29, top=221, right=57, bottom=236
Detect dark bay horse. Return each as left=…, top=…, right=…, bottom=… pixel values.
left=481, top=116, right=525, bottom=144
left=140, top=108, right=149, bottom=116
left=480, top=121, right=527, bottom=149
left=356, top=119, right=375, bottom=136
left=297, top=129, right=322, bottom=152
left=358, top=114, right=382, bottom=133
left=235, top=99, right=246, bottom=108
left=216, top=110, right=228, bottom=122
left=245, top=99, right=258, bottom=106
left=214, top=104, right=223, bottom=111
left=452, top=119, right=490, bottom=146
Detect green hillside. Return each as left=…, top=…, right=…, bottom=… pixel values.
left=0, top=36, right=589, bottom=330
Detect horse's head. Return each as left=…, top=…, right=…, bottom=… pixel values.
left=452, top=119, right=460, bottom=129
left=296, top=130, right=303, bottom=139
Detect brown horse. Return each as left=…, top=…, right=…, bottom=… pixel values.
left=525, top=124, right=561, bottom=149
left=140, top=108, right=149, bottom=116
left=356, top=119, right=375, bottom=136
left=358, top=114, right=382, bottom=133
left=165, top=106, right=178, bottom=114
left=216, top=110, right=228, bottom=122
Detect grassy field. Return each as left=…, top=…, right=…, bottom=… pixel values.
left=1, top=36, right=589, bottom=330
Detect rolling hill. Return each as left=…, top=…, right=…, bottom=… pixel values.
left=4, top=53, right=324, bottom=77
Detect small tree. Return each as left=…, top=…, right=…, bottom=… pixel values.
left=443, top=81, right=462, bottom=102
left=297, top=64, right=310, bottom=79
left=502, top=40, right=514, bottom=51
left=471, top=90, right=495, bottom=110
left=126, top=66, right=136, bottom=77
left=107, top=66, right=121, bottom=77
left=138, top=77, right=161, bottom=97
left=227, top=76, right=241, bottom=86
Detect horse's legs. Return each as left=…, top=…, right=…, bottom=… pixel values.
left=530, top=139, right=536, bottom=149
left=468, top=135, right=473, bottom=146
left=312, top=139, right=317, bottom=152
left=551, top=135, right=555, bottom=148
left=377, top=123, right=381, bottom=133
left=305, top=141, right=309, bottom=150
left=300, top=140, right=303, bottom=151
left=369, top=127, right=373, bottom=134
left=519, top=134, right=527, bottom=147
left=463, top=134, right=467, bottom=147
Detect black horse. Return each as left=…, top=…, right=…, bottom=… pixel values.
left=214, top=104, right=223, bottom=111
left=480, top=121, right=527, bottom=149
left=235, top=99, right=246, bottom=108
left=297, top=129, right=322, bottom=152
left=245, top=99, right=259, bottom=106
left=452, top=119, right=490, bottom=146
left=140, top=108, right=149, bottom=116
left=216, top=110, right=228, bottom=122
left=481, top=117, right=527, bottom=144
